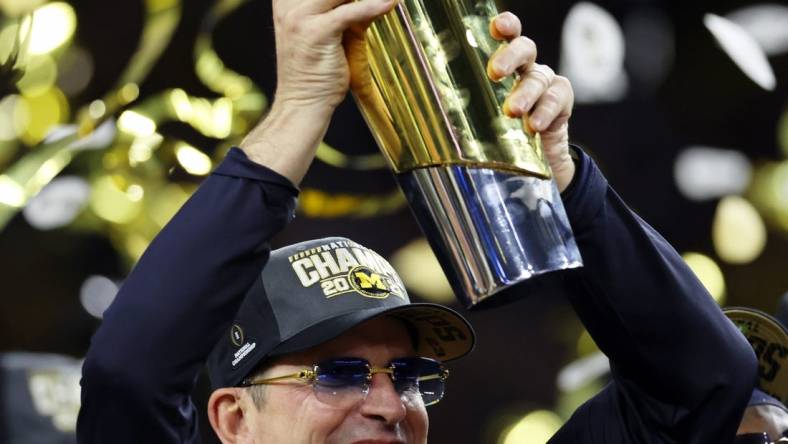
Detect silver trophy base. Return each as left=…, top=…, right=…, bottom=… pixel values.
left=397, top=165, right=583, bottom=309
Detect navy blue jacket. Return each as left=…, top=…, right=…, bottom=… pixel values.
left=77, top=147, right=757, bottom=443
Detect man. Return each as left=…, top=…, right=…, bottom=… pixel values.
left=77, top=0, right=757, bottom=442
left=738, top=389, right=788, bottom=442
left=727, top=307, right=788, bottom=442
left=203, top=237, right=476, bottom=442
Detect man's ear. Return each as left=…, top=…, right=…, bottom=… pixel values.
left=208, top=388, right=252, bottom=444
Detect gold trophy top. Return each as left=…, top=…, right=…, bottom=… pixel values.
left=352, top=0, right=551, bottom=178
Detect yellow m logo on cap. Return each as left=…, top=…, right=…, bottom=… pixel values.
left=347, top=266, right=391, bottom=299
left=354, top=271, right=387, bottom=290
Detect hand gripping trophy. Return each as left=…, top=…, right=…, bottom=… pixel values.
left=352, top=0, right=583, bottom=308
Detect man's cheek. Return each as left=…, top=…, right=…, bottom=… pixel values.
left=320, top=410, right=366, bottom=444
left=406, top=408, right=429, bottom=444
left=301, top=398, right=354, bottom=442
left=253, top=389, right=323, bottom=439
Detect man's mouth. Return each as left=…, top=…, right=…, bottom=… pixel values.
left=350, top=440, right=406, bottom=444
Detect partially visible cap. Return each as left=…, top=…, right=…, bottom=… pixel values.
left=207, top=237, right=476, bottom=389
left=749, top=388, right=788, bottom=413
left=725, top=307, right=788, bottom=406
left=0, top=352, right=81, bottom=442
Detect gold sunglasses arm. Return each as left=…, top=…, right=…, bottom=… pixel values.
left=369, top=365, right=449, bottom=383
left=243, top=369, right=315, bottom=387
left=418, top=368, right=450, bottom=382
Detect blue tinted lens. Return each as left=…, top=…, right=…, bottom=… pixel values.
left=315, top=358, right=369, bottom=389
left=391, top=357, right=446, bottom=406
left=313, top=358, right=370, bottom=407
left=313, top=357, right=447, bottom=407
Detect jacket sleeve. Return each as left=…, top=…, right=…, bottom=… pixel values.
left=550, top=147, right=757, bottom=443
left=77, top=148, right=298, bottom=443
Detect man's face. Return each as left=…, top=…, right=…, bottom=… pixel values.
left=240, top=316, right=429, bottom=444
left=738, top=404, right=788, bottom=441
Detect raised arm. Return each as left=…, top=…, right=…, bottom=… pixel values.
left=550, top=148, right=757, bottom=443
left=77, top=1, right=399, bottom=441
left=484, top=12, right=757, bottom=443
left=77, top=147, right=298, bottom=442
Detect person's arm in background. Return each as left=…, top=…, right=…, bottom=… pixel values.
left=485, top=12, right=757, bottom=444
left=77, top=1, right=399, bottom=442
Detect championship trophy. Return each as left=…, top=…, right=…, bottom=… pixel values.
left=352, top=0, right=583, bottom=308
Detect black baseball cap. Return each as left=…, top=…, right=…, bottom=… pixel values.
left=207, top=237, right=475, bottom=389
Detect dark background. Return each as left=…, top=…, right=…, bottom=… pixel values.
left=1, top=0, right=787, bottom=442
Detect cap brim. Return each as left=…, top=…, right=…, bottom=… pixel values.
left=270, top=303, right=475, bottom=363
left=724, top=307, right=788, bottom=333
left=749, top=388, right=788, bottom=412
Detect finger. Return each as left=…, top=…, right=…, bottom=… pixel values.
left=528, top=76, right=574, bottom=132
left=503, top=63, right=554, bottom=117
left=539, top=119, right=571, bottom=170
left=318, top=0, right=397, bottom=33
left=274, top=0, right=360, bottom=35
left=293, top=0, right=362, bottom=15
left=489, top=11, right=522, bottom=41
left=486, top=35, right=537, bottom=81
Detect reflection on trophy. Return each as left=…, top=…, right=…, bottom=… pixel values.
left=352, top=0, right=583, bottom=308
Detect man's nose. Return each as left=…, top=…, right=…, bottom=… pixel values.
left=359, top=373, right=408, bottom=424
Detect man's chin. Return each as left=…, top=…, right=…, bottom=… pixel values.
left=327, top=432, right=409, bottom=444
left=348, top=440, right=406, bottom=444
